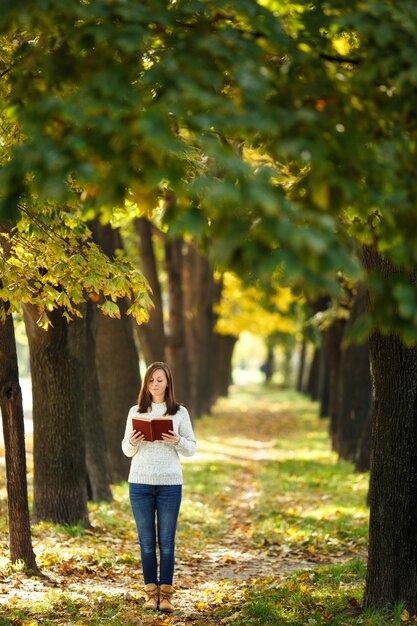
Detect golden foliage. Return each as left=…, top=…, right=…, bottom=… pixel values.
left=214, top=272, right=300, bottom=338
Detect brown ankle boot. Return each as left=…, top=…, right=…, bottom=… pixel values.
left=159, top=584, right=175, bottom=612
left=143, top=583, right=159, bottom=610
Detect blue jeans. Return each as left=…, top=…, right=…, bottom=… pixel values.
left=129, top=483, right=182, bottom=585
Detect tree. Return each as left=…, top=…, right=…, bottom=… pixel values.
left=334, top=288, right=372, bottom=467
left=132, top=215, right=223, bottom=417
left=182, top=242, right=218, bottom=415
left=90, top=220, right=141, bottom=483
left=24, top=305, right=89, bottom=525
left=84, top=298, right=112, bottom=502
left=362, top=247, right=417, bottom=610
left=306, top=347, right=321, bottom=401
left=0, top=310, right=38, bottom=570
left=0, top=211, right=151, bottom=537
left=164, top=236, right=190, bottom=405
left=2, top=213, right=150, bottom=527
left=134, top=217, right=166, bottom=364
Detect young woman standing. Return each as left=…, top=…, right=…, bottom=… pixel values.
left=122, top=361, right=197, bottom=613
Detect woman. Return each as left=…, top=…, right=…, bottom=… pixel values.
left=122, top=361, right=197, bottom=613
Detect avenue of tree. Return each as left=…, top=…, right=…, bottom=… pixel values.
left=1, top=0, right=417, bottom=614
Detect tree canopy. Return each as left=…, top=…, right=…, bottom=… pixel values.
left=1, top=1, right=417, bottom=336
left=214, top=271, right=299, bottom=339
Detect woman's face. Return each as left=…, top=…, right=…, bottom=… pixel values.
left=148, top=368, right=168, bottom=401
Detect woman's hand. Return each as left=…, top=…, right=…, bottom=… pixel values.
left=161, top=430, right=180, bottom=445
left=129, top=430, right=145, bottom=445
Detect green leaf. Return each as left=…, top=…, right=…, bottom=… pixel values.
left=99, top=300, right=121, bottom=318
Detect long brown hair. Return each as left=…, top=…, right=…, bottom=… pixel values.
left=137, top=361, right=180, bottom=415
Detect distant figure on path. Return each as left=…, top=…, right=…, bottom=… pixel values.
left=122, top=361, right=197, bottom=613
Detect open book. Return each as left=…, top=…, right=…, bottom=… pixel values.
left=132, top=416, right=174, bottom=442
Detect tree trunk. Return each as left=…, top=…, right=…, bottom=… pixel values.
left=182, top=243, right=215, bottom=417
left=91, top=221, right=141, bottom=483
left=182, top=243, right=199, bottom=415
left=165, top=237, right=190, bottom=406
left=334, top=289, right=372, bottom=462
left=0, top=310, right=38, bottom=570
left=355, top=408, right=372, bottom=472
left=296, top=339, right=307, bottom=392
left=208, top=275, right=234, bottom=405
left=363, top=245, right=417, bottom=611
left=94, top=299, right=140, bottom=483
left=211, top=334, right=237, bottom=401
left=23, top=306, right=89, bottom=525
left=263, top=342, right=275, bottom=384
left=134, top=217, right=166, bottom=363
left=364, top=331, right=417, bottom=610
left=306, top=347, right=321, bottom=399
left=85, top=300, right=112, bottom=501
left=322, top=320, right=345, bottom=424
left=195, top=255, right=215, bottom=415
left=318, top=334, right=329, bottom=417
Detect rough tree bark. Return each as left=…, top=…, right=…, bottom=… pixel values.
left=334, top=289, right=372, bottom=463
left=84, top=299, right=112, bottom=501
left=134, top=217, right=165, bottom=364
left=182, top=243, right=200, bottom=415
left=306, top=346, right=321, bottom=400
left=323, top=319, right=345, bottom=428
left=363, top=246, right=417, bottom=611
left=91, top=222, right=141, bottom=484
left=355, top=409, right=372, bottom=473
left=23, top=306, right=89, bottom=525
left=210, top=334, right=237, bottom=401
left=296, top=339, right=307, bottom=393
left=182, top=243, right=215, bottom=417
left=318, top=338, right=329, bottom=418
left=165, top=236, right=190, bottom=406
left=0, top=310, right=38, bottom=570
left=209, top=274, right=236, bottom=404
left=194, top=253, right=215, bottom=415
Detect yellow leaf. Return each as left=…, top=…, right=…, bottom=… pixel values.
left=308, top=544, right=315, bottom=555
left=36, top=311, right=52, bottom=330
left=332, top=36, right=351, bottom=56
left=222, top=554, right=237, bottom=563
left=130, top=185, right=160, bottom=219
left=401, top=609, right=410, bottom=622
left=311, top=181, right=329, bottom=210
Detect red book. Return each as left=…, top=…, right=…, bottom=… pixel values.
left=132, top=416, right=174, bottom=442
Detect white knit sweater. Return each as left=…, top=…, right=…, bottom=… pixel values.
left=121, top=402, right=197, bottom=485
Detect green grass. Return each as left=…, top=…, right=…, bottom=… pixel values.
left=179, top=461, right=244, bottom=548
left=251, top=458, right=368, bottom=561
left=230, top=560, right=412, bottom=626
